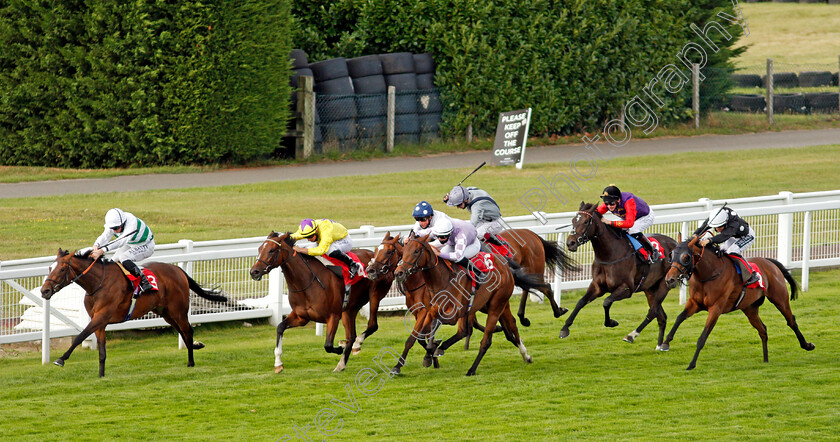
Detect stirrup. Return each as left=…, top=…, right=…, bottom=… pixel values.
left=744, top=272, right=760, bottom=286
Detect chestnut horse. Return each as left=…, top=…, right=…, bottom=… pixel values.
left=40, top=249, right=227, bottom=377
left=497, top=228, right=578, bottom=327
left=249, top=232, right=391, bottom=373
left=563, top=202, right=677, bottom=349
left=663, top=236, right=814, bottom=370
left=394, top=235, right=544, bottom=376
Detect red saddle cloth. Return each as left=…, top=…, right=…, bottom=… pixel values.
left=745, top=262, right=766, bottom=290
left=125, top=268, right=160, bottom=293
left=470, top=252, right=495, bottom=274
left=323, top=252, right=367, bottom=286
left=487, top=242, right=513, bottom=259
left=649, top=237, right=665, bottom=259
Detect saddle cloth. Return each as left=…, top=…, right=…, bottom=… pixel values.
left=726, top=257, right=766, bottom=290
left=319, top=252, right=367, bottom=286
left=115, top=262, right=160, bottom=294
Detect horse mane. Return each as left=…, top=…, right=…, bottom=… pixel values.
left=281, top=232, right=295, bottom=246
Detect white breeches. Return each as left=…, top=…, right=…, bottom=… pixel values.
left=720, top=226, right=756, bottom=255
left=627, top=211, right=655, bottom=235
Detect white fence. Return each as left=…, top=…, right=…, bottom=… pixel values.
left=2, top=190, right=839, bottom=363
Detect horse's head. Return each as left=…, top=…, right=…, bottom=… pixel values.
left=665, top=236, right=700, bottom=289
left=394, top=234, right=434, bottom=280
left=366, top=232, right=402, bottom=281
left=250, top=232, right=295, bottom=281
left=566, top=201, right=604, bottom=251
left=41, top=249, right=77, bottom=299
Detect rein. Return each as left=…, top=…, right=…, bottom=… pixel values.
left=401, top=238, right=439, bottom=275
left=259, top=238, right=325, bottom=292
left=574, top=210, right=636, bottom=265
left=46, top=256, right=105, bottom=296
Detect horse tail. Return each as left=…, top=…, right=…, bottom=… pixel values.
left=539, top=235, right=580, bottom=272
left=766, top=258, right=798, bottom=301
left=181, top=268, right=228, bottom=303
left=510, top=265, right=547, bottom=293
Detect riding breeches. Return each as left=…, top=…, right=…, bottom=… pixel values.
left=720, top=226, right=756, bottom=255
left=476, top=219, right=505, bottom=238
left=440, top=238, right=481, bottom=261
left=627, top=211, right=655, bottom=235
left=113, top=240, right=155, bottom=263
left=326, top=236, right=352, bottom=255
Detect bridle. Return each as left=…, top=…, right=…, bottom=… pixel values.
left=44, top=255, right=104, bottom=296
left=399, top=238, right=439, bottom=276
left=255, top=237, right=324, bottom=291
left=568, top=210, right=599, bottom=246
left=369, top=241, right=400, bottom=279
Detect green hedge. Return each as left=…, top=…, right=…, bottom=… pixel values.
left=294, top=0, right=744, bottom=137
left=0, top=0, right=293, bottom=167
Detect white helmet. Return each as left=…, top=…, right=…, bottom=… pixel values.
left=104, top=208, right=126, bottom=229
left=707, top=208, right=730, bottom=228
left=432, top=218, right=454, bottom=238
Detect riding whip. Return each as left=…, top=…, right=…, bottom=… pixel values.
left=457, top=161, right=486, bottom=186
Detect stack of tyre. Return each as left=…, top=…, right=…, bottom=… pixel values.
left=414, top=53, right=442, bottom=143
left=348, top=55, right=388, bottom=148
left=310, top=57, right=357, bottom=151
left=380, top=52, right=421, bottom=145
left=800, top=71, right=839, bottom=113
left=283, top=49, right=321, bottom=156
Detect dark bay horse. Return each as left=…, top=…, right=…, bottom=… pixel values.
left=365, top=232, right=440, bottom=373
left=663, top=236, right=814, bottom=370
left=249, top=232, right=391, bottom=373
left=497, top=228, right=578, bottom=327
left=563, top=202, right=677, bottom=349
left=394, top=235, right=544, bottom=376
left=40, top=249, right=227, bottom=377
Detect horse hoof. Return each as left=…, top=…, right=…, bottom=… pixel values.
left=193, top=341, right=205, bottom=350
left=526, top=356, right=533, bottom=364
left=656, top=344, right=669, bottom=352
left=422, top=356, right=432, bottom=368
left=605, top=319, right=619, bottom=328
left=333, top=366, right=345, bottom=373
left=805, top=343, right=815, bottom=351
left=559, top=329, right=570, bottom=339
left=434, top=348, right=445, bottom=357
left=274, top=365, right=284, bottom=374
left=686, top=364, right=695, bottom=371
left=53, top=359, right=64, bottom=367
left=466, top=370, right=476, bottom=376
left=390, top=366, right=402, bottom=375
left=351, top=348, right=361, bottom=355
left=555, top=307, right=569, bottom=318
left=519, top=317, right=531, bottom=327
left=623, top=335, right=635, bottom=343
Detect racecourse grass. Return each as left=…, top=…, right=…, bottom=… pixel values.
left=1, top=268, right=838, bottom=440
left=2, top=144, right=840, bottom=260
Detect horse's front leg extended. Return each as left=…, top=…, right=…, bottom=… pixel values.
left=94, top=329, right=107, bottom=378
left=274, top=312, right=308, bottom=374
left=54, top=315, right=109, bottom=369
left=559, top=283, right=604, bottom=339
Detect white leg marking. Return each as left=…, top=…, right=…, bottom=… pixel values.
left=274, top=336, right=283, bottom=368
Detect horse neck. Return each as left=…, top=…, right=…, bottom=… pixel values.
left=590, top=223, right=630, bottom=260
left=418, top=249, right=460, bottom=294
left=70, top=258, right=110, bottom=294
left=693, top=247, right=731, bottom=280
left=279, top=252, right=319, bottom=288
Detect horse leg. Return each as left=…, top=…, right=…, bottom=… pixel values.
left=54, top=314, right=109, bottom=369
left=660, top=299, right=701, bottom=352
left=624, top=284, right=669, bottom=350
left=542, top=285, right=568, bottom=318
left=435, top=315, right=471, bottom=357
left=94, top=329, right=107, bottom=378
left=517, top=289, right=532, bottom=327
left=499, top=304, right=532, bottom=364
left=686, top=307, right=722, bottom=370
left=559, top=284, right=604, bottom=339
left=161, top=312, right=196, bottom=367
left=353, top=292, right=382, bottom=355
left=765, top=292, right=815, bottom=351
left=602, top=285, right=631, bottom=328
left=743, top=306, right=769, bottom=362
left=465, top=310, right=500, bottom=376
left=335, top=311, right=357, bottom=372
left=275, top=312, right=308, bottom=373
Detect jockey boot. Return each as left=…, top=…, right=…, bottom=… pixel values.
left=729, top=253, right=759, bottom=285
left=485, top=233, right=506, bottom=247
left=631, top=233, right=658, bottom=264
left=329, top=250, right=361, bottom=279
left=122, top=260, right=153, bottom=295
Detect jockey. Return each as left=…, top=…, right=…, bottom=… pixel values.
left=411, top=200, right=453, bottom=243
left=430, top=217, right=482, bottom=270
left=697, top=207, right=759, bottom=285
left=596, top=184, right=659, bottom=264
left=291, top=218, right=363, bottom=279
left=444, top=185, right=507, bottom=247
left=90, top=208, right=155, bottom=294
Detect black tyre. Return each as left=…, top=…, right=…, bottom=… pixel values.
left=773, top=93, right=807, bottom=113
left=798, top=71, right=833, bottom=87
left=416, top=73, right=435, bottom=90
left=762, top=72, right=798, bottom=89
left=314, top=76, right=355, bottom=95
left=357, top=116, right=387, bottom=138
left=395, top=133, right=420, bottom=146
left=394, top=91, right=418, bottom=115
left=804, top=92, right=839, bottom=113
left=310, top=58, right=350, bottom=81
left=355, top=94, right=387, bottom=118
left=419, top=113, right=442, bottom=133
left=385, top=73, right=418, bottom=90
left=395, top=113, right=421, bottom=135
left=290, top=49, right=309, bottom=69
left=413, top=53, right=436, bottom=74
left=347, top=55, right=383, bottom=78
left=290, top=68, right=314, bottom=89
left=834, top=72, right=840, bottom=86
left=352, top=75, right=387, bottom=94
left=317, top=95, right=357, bottom=121
left=417, top=90, right=442, bottom=113
left=379, top=53, right=415, bottom=74
left=321, top=118, right=357, bottom=141
left=731, top=74, right=761, bottom=88
left=728, top=94, right=765, bottom=112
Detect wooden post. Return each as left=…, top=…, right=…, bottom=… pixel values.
left=296, top=76, right=315, bottom=159
left=692, top=63, right=700, bottom=129
left=766, top=58, right=774, bottom=125
left=386, top=86, right=395, bottom=152
left=466, top=124, right=473, bottom=143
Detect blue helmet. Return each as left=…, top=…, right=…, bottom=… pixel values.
left=412, top=201, right=434, bottom=219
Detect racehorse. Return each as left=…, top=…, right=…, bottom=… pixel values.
left=249, top=232, right=391, bottom=373
left=365, top=232, right=439, bottom=373
left=663, top=235, right=815, bottom=370
left=562, top=202, right=677, bottom=349
left=394, top=235, right=544, bottom=376
left=497, top=229, right=578, bottom=326
left=40, top=249, right=227, bottom=377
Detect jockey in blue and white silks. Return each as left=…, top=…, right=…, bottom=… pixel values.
left=90, top=208, right=156, bottom=293
left=411, top=201, right=453, bottom=246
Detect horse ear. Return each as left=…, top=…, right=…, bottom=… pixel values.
left=385, top=230, right=391, bottom=240
left=408, top=230, right=416, bottom=239
left=58, top=249, right=68, bottom=257
left=269, top=231, right=279, bottom=238
left=579, top=201, right=586, bottom=210
left=678, top=232, right=682, bottom=242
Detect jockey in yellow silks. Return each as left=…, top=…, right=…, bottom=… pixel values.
left=290, top=218, right=362, bottom=278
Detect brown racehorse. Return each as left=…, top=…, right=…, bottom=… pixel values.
left=365, top=232, right=440, bottom=373
left=663, top=236, right=815, bottom=370
left=249, top=232, right=391, bottom=373
left=563, top=202, right=677, bottom=349
left=40, top=249, right=227, bottom=377
left=497, top=228, right=578, bottom=326
left=394, top=235, right=544, bottom=376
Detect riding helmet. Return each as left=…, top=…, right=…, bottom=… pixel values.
left=601, top=185, right=621, bottom=204
left=412, top=201, right=434, bottom=218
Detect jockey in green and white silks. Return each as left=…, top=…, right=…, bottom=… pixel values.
left=90, top=208, right=155, bottom=294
